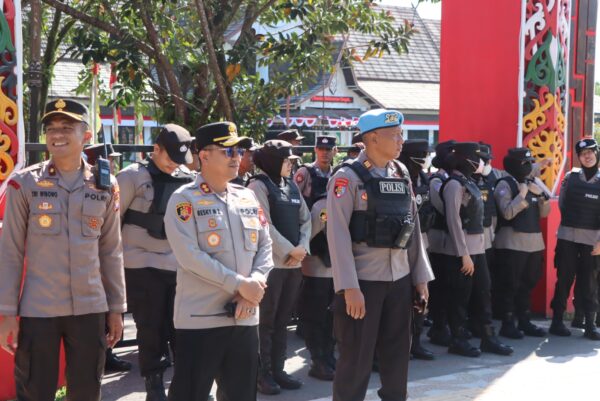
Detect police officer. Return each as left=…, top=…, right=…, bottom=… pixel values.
left=117, top=124, right=196, bottom=400
left=440, top=142, right=512, bottom=357
left=494, top=148, right=550, bottom=339
left=550, top=138, right=600, bottom=340
left=398, top=139, right=436, bottom=360
left=327, top=109, right=434, bottom=401
left=294, top=135, right=337, bottom=380
left=426, top=140, right=456, bottom=346
left=0, top=99, right=126, bottom=401
left=247, top=140, right=311, bottom=394
left=164, top=121, right=273, bottom=401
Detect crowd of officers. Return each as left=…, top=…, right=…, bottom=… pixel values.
left=0, top=99, right=599, bottom=401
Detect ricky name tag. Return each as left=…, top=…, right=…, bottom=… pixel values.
left=197, top=208, right=224, bottom=217
left=379, top=181, right=407, bottom=194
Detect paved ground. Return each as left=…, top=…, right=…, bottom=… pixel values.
left=102, top=317, right=600, bottom=401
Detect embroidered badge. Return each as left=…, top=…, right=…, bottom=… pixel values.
left=319, top=209, right=327, bottom=223
left=207, top=232, right=221, bottom=247
left=176, top=202, right=192, bottom=222
left=415, top=194, right=422, bottom=205
left=363, top=160, right=372, bottom=169
left=334, top=178, right=349, bottom=198
left=88, top=217, right=100, bottom=230
left=361, top=192, right=368, bottom=201
left=38, top=202, right=53, bottom=211
left=208, top=218, right=218, bottom=228
left=384, top=112, right=399, bottom=124
left=37, top=180, right=55, bottom=188
left=197, top=199, right=215, bottom=206
left=258, top=207, right=268, bottom=227
left=250, top=231, right=258, bottom=243
left=200, top=182, right=212, bottom=194
left=38, top=214, right=53, bottom=228
left=55, top=99, right=66, bottom=110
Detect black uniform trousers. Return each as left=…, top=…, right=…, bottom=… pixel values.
left=297, top=276, right=335, bottom=362
left=167, top=326, right=259, bottom=401
left=332, top=276, right=412, bottom=401
left=551, top=239, right=599, bottom=314
left=14, top=313, right=106, bottom=401
left=259, top=267, right=303, bottom=373
left=495, top=249, right=543, bottom=317
left=438, top=253, right=492, bottom=336
left=427, top=252, right=449, bottom=331
left=125, top=267, right=176, bottom=377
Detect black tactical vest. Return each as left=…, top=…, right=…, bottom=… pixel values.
left=496, top=176, right=541, bottom=233
left=430, top=171, right=449, bottom=231
left=561, top=171, right=600, bottom=230
left=123, top=160, right=195, bottom=239
left=248, top=174, right=302, bottom=245
left=440, top=174, right=484, bottom=235
left=414, top=171, right=436, bottom=233
left=474, top=172, right=498, bottom=228
left=302, top=164, right=330, bottom=209
left=309, top=195, right=331, bottom=267
left=346, top=160, right=414, bottom=248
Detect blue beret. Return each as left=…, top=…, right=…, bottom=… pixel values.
left=357, top=109, right=404, bottom=135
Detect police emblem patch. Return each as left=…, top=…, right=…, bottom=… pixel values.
left=207, top=232, right=221, bottom=247
left=258, top=207, right=268, bottom=227
left=208, top=218, right=217, bottom=228
left=361, top=192, right=368, bottom=201
left=250, top=231, right=258, bottom=243
left=295, top=173, right=304, bottom=183
left=334, top=178, right=348, bottom=198
left=415, top=194, right=422, bottom=205
left=176, top=202, right=192, bottom=222
left=38, top=214, right=53, bottom=228
left=319, top=209, right=327, bottom=223
left=88, top=217, right=100, bottom=230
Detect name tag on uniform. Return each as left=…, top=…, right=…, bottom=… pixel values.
left=197, top=208, right=224, bottom=217
left=379, top=181, right=407, bottom=194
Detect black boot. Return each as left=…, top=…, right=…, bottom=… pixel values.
left=499, top=313, right=524, bottom=339
left=584, top=313, right=600, bottom=341
left=571, top=310, right=585, bottom=329
left=549, top=314, right=571, bottom=337
left=144, top=372, right=167, bottom=401
left=411, top=314, right=435, bottom=360
left=518, top=312, right=547, bottom=337
left=272, top=357, right=302, bottom=390
left=448, top=336, right=481, bottom=358
left=428, top=325, right=452, bottom=347
left=104, top=348, right=132, bottom=372
left=257, top=362, right=281, bottom=395
left=480, top=325, right=513, bottom=356
left=308, top=359, right=335, bottom=381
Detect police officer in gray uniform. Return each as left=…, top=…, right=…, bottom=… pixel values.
left=439, top=142, right=512, bottom=357
left=117, top=124, right=195, bottom=400
left=327, top=109, right=434, bottom=401
left=550, top=138, right=600, bottom=340
left=398, top=139, right=436, bottom=360
left=294, top=135, right=337, bottom=380
left=164, top=121, right=273, bottom=401
left=494, top=148, right=550, bottom=339
left=0, top=99, right=126, bottom=401
left=248, top=140, right=311, bottom=394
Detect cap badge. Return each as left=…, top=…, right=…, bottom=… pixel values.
left=229, top=123, right=237, bottom=133
left=384, top=113, right=399, bottom=124
left=579, top=142, right=586, bottom=148
left=180, top=145, right=188, bottom=153
left=55, top=99, right=66, bottom=111
left=526, top=151, right=531, bottom=157
left=322, top=138, right=328, bottom=143
left=38, top=214, right=53, bottom=228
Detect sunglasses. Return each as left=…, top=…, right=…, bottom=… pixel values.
left=205, top=147, right=245, bottom=158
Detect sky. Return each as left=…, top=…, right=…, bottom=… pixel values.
left=381, top=0, right=600, bottom=82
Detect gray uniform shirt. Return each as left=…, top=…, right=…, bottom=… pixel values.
left=117, top=162, right=188, bottom=271
left=301, top=197, right=332, bottom=278
left=164, top=174, right=273, bottom=329
left=0, top=160, right=126, bottom=317
left=326, top=151, right=434, bottom=292
left=443, top=173, right=486, bottom=257
left=294, top=163, right=331, bottom=199
left=247, top=174, right=311, bottom=269
left=557, top=169, right=600, bottom=246
left=493, top=177, right=550, bottom=252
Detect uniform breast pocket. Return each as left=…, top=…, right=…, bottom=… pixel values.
left=30, top=199, right=61, bottom=235
left=196, top=214, right=230, bottom=253
left=241, top=216, right=260, bottom=252
left=82, top=197, right=107, bottom=238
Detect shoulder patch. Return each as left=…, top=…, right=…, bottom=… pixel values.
left=7, top=179, right=20, bottom=190
left=111, top=183, right=121, bottom=212
left=334, top=178, right=349, bottom=198
left=176, top=202, right=193, bottom=222
left=295, top=173, right=304, bottom=183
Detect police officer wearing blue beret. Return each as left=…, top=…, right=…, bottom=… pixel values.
left=327, top=109, right=434, bottom=401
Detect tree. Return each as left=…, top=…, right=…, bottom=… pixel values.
left=40, top=0, right=427, bottom=139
